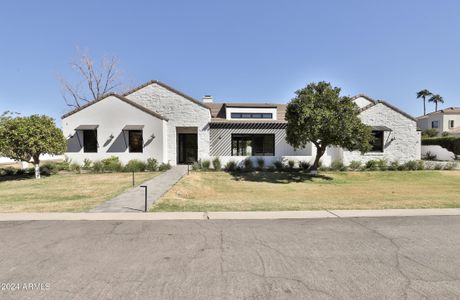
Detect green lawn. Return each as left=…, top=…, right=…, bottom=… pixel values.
left=151, top=171, right=460, bottom=212
left=0, top=172, right=159, bottom=212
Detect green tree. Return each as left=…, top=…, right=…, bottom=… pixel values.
left=416, top=89, right=432, bottom=116
left=429, top=94, right=444, bottom=112
left=0, top=115, right=66, bottom=178
left=285, top=82, right=373, bottom=172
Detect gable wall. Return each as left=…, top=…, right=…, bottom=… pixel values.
left=342, top=103, right=421, bottom=164
left=125, top=83, right=211, bottom=164
left=62, top=95, right=166, bottom=164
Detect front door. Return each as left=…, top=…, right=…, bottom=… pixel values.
left=178, top=134, right=198, bottom=164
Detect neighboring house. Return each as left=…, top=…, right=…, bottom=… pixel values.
left=61, top=81, right=421, bottom=166
left=416, top=107, right=460, bottom=136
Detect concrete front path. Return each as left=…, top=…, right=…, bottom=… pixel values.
left=90, top=165, right=188, bottom=213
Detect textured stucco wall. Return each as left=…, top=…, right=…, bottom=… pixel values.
left=125, top=83, right=211, bottom=165
left=62, top=95, right=166, bottom=164
left=342, top=103, right=421, bottom=164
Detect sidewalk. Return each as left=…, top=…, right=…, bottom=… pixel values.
left=89, top=165, right=188, bottom=212
left=1, top=208, right=459, bottom=221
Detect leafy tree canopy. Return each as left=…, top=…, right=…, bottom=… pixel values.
left=0, top=115, right=66, bottom=178
left=285, top=81, right=373, bottom=171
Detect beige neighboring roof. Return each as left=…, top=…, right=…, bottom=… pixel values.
left=122, top=80, right=211, bottom=110
left=61, top=93, right=168, bottom=121
left=417, top=107, right=460, bottom=119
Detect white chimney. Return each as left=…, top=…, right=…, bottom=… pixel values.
left=202, top=95, right=213, bottom=103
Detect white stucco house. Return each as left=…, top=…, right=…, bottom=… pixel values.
left=62, top=80, right=421, bottom=166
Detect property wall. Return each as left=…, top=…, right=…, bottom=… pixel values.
left=421, top=145, right=456, bottom=161
left=209, top=127, right=315, bottom=167
left=342, top=103, right=421, bottom=165
left=125, top=83, right=211, bottom=165
left=62, top=96, right=166, bottom=165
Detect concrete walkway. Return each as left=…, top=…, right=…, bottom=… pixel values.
left=89, top=165, right=188, bottom=212
left=1, top=208, right=460, bottom=221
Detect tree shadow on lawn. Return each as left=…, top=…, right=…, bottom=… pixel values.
left=0, top=174, right=51, bottom=182
left=228, top=171, right=333, bottom=184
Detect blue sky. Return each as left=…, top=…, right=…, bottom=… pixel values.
left=1, top=0, right=459, bottom=124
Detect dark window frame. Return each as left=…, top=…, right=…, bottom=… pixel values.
left=83, top=129, right=98, bottom=153
left=370, top=131, right=384, bottom=152
left=432, top=120, right=439, bottom=128
left=449, top=120, right=454, bottom=128
left=231, top=134, right=275, bottom=156
left=230, top=113, right=273, bottom=119
left=128, top=130, right=143, bottom=153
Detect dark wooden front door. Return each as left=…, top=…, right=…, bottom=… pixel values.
left=178, top=134, right=198, bottom=164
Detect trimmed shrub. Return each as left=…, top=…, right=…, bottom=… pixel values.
left=404, top=160, right=418, bottom=171
left=376, top=159, right=387, bottom=171
left=288, top=160, right=295, bottom=170
left=201, top=160, right=211, bottom=170
left=0, top=167, right=17, bottom=176
left=40, top=163, right=59, bottom=175
left=330, top=160, right=345, bottom=171
left=244, top=158, right=253, bottom=171
left=434, top=163, right=443, bottom=170
left=274, top=160, right=284, bottom=171
left=416, top=160, right=425, bottom=170
left=225, top=161, right=237, bottom=172
left=192, top=161, right=201, bottom=170
left=388, top=161, right=399, bottom=171
left=442, top=131, right=449, bottom=137
left=212, top=157, right=222, bottom=171
left=124, top=160, right=146, bottom=172
left=300, top=161, right=311, bottom=171
left=397, top=163, right=408, bottom=171
left=444, top=162, right=458, bottom=170
left=146, top=158, right=158, bottom=171
left=101, top=156, right=123, bottom=172
left=422, top=129, right=438, bottom=138
left=422, top=136, right=460, bottom=156
left=256, top=158, right=265, bottom=170
left=92, top=161, right=104, bottom=173
left=83, top=158, right=92, bottom=170
left=70, top=163, right=81, bottom=173
left=267, top=165, right=276, bottom=172
left=348, top=160, right=362, bottom=171
left=365, top=160, right=378, bottom=171
left=158, top=163, right=172, bottom=171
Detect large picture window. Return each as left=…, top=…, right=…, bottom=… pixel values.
left=83, top=130, right=98, bottom=153
left=432, top=121, right=439, bottom=128
left=129, top=130, right=143, bottom=153
left=371, top=131, right=384, bottom=152
left=231, top=134, right=274, bottom=156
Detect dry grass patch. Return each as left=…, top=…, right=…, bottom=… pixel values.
left=152, top=171, right=460, bottom=211
left=0, top=172, right=159, bottom=212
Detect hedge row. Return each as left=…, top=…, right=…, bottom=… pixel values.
left=422, top=137, right=460, bottom=156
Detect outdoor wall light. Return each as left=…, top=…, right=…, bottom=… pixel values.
left=150, top=133, right=155, bottom=139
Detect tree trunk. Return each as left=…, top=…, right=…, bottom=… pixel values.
left=435, top=102, right=438, bottom=112
left=310, top=146, right=326, bottom=175
left=423, top=98, right=426, bottom=115
left=33, top=156, right=40, bottom=179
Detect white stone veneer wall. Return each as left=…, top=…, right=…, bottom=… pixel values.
left=342, top=103, right=421, bottom=165
left=125, top=83, right=211, bottom=165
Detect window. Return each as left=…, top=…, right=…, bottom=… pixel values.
left=449, top=120, right=455, bottom=128
left=370, top=131, right=384, bottom=152
left=128, top=130, right=143, bottom=153
left=231, top=113, right=273, bottom=119
left=83, top=130, right=98, bottom=153
left=432, top=121, right=439, bottom=128
left=231, top=134, right=274, bottom=156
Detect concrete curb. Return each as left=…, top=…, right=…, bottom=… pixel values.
left=0, top=208, right=460, bottom=221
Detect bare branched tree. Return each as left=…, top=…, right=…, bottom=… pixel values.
left=59, top=51, right=122, bottom=108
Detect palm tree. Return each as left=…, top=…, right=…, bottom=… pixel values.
left=428, top=94, right=444, bottom=112
left=416, top=89, right=432, bottom=115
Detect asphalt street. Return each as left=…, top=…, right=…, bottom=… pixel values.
left=0, top=216, right=459, bottom=299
